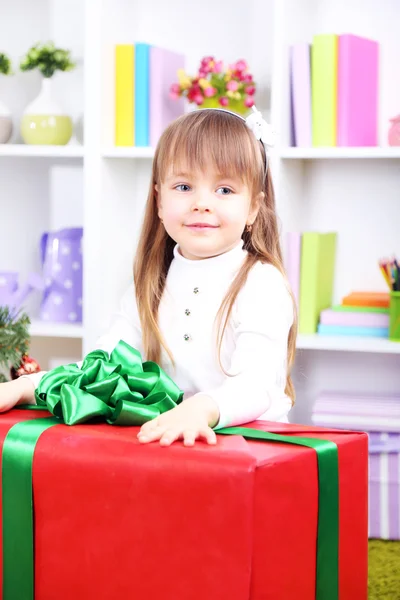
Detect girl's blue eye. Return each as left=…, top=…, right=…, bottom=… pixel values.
left=175, top=184, right=191, bottom=192
left=217, top=187, right=233, bottom=195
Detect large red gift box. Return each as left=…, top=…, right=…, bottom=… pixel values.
left=0, top=410, right=368, bottom=600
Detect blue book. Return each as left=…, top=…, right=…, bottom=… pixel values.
left=135, top=43, right=150, bottom=146
left=317, top=324, right=388, bottom=337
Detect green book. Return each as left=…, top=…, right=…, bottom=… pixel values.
left=299, top=232, right=337, bottom=334
left=331, top=304, right=389, bottom=314
left=312, top=34, right=338, bottom=146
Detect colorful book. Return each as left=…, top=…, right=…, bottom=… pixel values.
left=285, top=232, right=301, bottom=306
left=320, top=308, right=389, bottom=328
left=311, top=34, right=338, bottom=146
left=331, top=304, right=389, bottom=314
left=317, top=323, right=388, bottom=337
left=342, top=292, right=390, bottom=308
left=150, top=47, right=185, bottom=148
left=298, top=232, right=337, bottom=334
left=290, top=43, right=312, bottom=147
left=135, top=43, right=151, bottom=147
left=115, top=45, right=134, bottom=146
left=337, top=34, right=379, bottom=147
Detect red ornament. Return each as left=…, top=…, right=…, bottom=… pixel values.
left=10, top=354, right=41, bottom=380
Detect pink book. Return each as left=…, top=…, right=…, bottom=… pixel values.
left=150, top=47, right=185, bottom=148
left=319, top=308, right=389, bottom=328
left=290, top=43, right=312, bottom=146
left=285, top=232, right=301, bottom=306
left=337, top=34, right=379, bottom=146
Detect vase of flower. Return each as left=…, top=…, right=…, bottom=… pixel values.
left=0, top=53, right=13, bottom=144
left=19, top=42, right=75, bottom=145
left=170, top=57, right=256, bottom=116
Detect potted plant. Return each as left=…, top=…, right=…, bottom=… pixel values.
left=19, top=42, right=76, bottom=145
left=0, top=53, right=13, bottom=144
left=170, top=56, right=256, bottom=115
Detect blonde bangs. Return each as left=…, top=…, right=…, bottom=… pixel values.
left=154, top=110, right=264, bottom=195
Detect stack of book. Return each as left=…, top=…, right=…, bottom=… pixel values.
left=290, top=33, right=379, bottom=147
left=115, top=43, right=185, bottom=147
left=318, top=292, right=390, bottom=338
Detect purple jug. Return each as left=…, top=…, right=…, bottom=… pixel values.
left=0, top=271, right=43, bottom=312
left=40, top=227, right=83, bottom=323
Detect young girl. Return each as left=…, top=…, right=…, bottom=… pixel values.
left=0, top=107, right=297, bottom=447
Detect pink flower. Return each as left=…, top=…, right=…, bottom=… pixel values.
left=219, top=96, right=229, bottom=107
left=194, top=93, right=204, bottom=105
left=243, top=74, right=253, bottom=83
left=169, top=91, right=180, bottom=100
left=235, top=59, right=248, bottom=72
left=226, top=80, right=239, bottom=92
left=170, top=83, right=181, bottom=94
left=214, top=60, right=223, bottom=73
left=244, top=96, right=255, bottom=108
left=245, top=85, right=255, bottom=95
left=204, top=86, right=217, bottom=97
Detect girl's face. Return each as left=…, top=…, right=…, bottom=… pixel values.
left=157, top=168, right=260, bottom=260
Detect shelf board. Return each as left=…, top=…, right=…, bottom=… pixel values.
left=102, top=147, right=155, bottom=159
left=0, top=145, right=84, bottom=158
left=297, top=334, right=400, bottom=354
left=278, top=147, right=400, bottom=160
left=29, top=320, right=83, bottom=339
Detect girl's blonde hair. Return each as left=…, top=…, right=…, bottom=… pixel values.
left=134, top=109, right=297, bottom=403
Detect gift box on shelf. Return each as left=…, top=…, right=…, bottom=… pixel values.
left=312, top=390, right=400, bottom=540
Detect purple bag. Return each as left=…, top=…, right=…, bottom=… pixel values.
left=40, top=227, right=83, bottom=323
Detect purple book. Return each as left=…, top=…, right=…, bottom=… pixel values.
left=285, top=232, right=301, bottom=306
left=150, top=47, right=185, bottom=148
left=319, top=308, right=389, bottom=328
left=290, top=43, right=312, bottom=147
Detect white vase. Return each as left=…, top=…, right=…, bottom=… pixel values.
left=20, top=77, right=73, bottom=145
left=0, top=99, right=13, bottom=144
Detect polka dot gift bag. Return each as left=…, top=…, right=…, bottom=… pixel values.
left=40, top=227, right=83, bottom=323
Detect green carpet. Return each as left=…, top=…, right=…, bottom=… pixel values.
left=369, top=540, right=400, bottom=599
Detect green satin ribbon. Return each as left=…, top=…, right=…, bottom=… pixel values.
left=217, top=427, right=339, bottom=600
left=1, top=341, right=339, bottom=600
left=34, top=340, right=184, bottom=425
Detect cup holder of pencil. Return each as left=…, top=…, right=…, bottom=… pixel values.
left=389, top=291, right=400, bottom=341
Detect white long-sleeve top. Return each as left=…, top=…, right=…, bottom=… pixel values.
left=26, top=241, right=294, bottom=429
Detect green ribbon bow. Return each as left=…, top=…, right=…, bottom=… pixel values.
left=34, top=340, right=184, bottom=425
left=1, top=340, right=339, bottom=600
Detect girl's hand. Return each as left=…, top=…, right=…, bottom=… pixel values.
left=137, top=394, right=220, bottom=447
left=0, top=378, right=36, bottom=412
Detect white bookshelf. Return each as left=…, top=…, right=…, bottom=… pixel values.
left=0, top=145, right=84, bottom=158
left=1, top=0, right=400, bottom=423
left=29, top=320, right=84, bottom=339
left=278, top=147, right=400, bottom=160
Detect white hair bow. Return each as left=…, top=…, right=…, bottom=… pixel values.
left=245, top=106, right=276, bottom=149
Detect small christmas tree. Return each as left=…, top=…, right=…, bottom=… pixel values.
left=0, top=306, right=30, bottom=383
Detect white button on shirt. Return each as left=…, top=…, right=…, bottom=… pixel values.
left=26, top=241, right=294, bottom=429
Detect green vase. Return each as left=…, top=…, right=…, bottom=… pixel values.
left=199, top=97, right=249, bottom=116
left=20, top=78, right=73, bottom=145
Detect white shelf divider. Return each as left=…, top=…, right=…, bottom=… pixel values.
left=278, top=147, right=400, bottom=160
left=29, top=320, right=84, bottom=339
left=0, top=145, right=84, bottom=158
left=297, top=334, right=400, bottom=354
